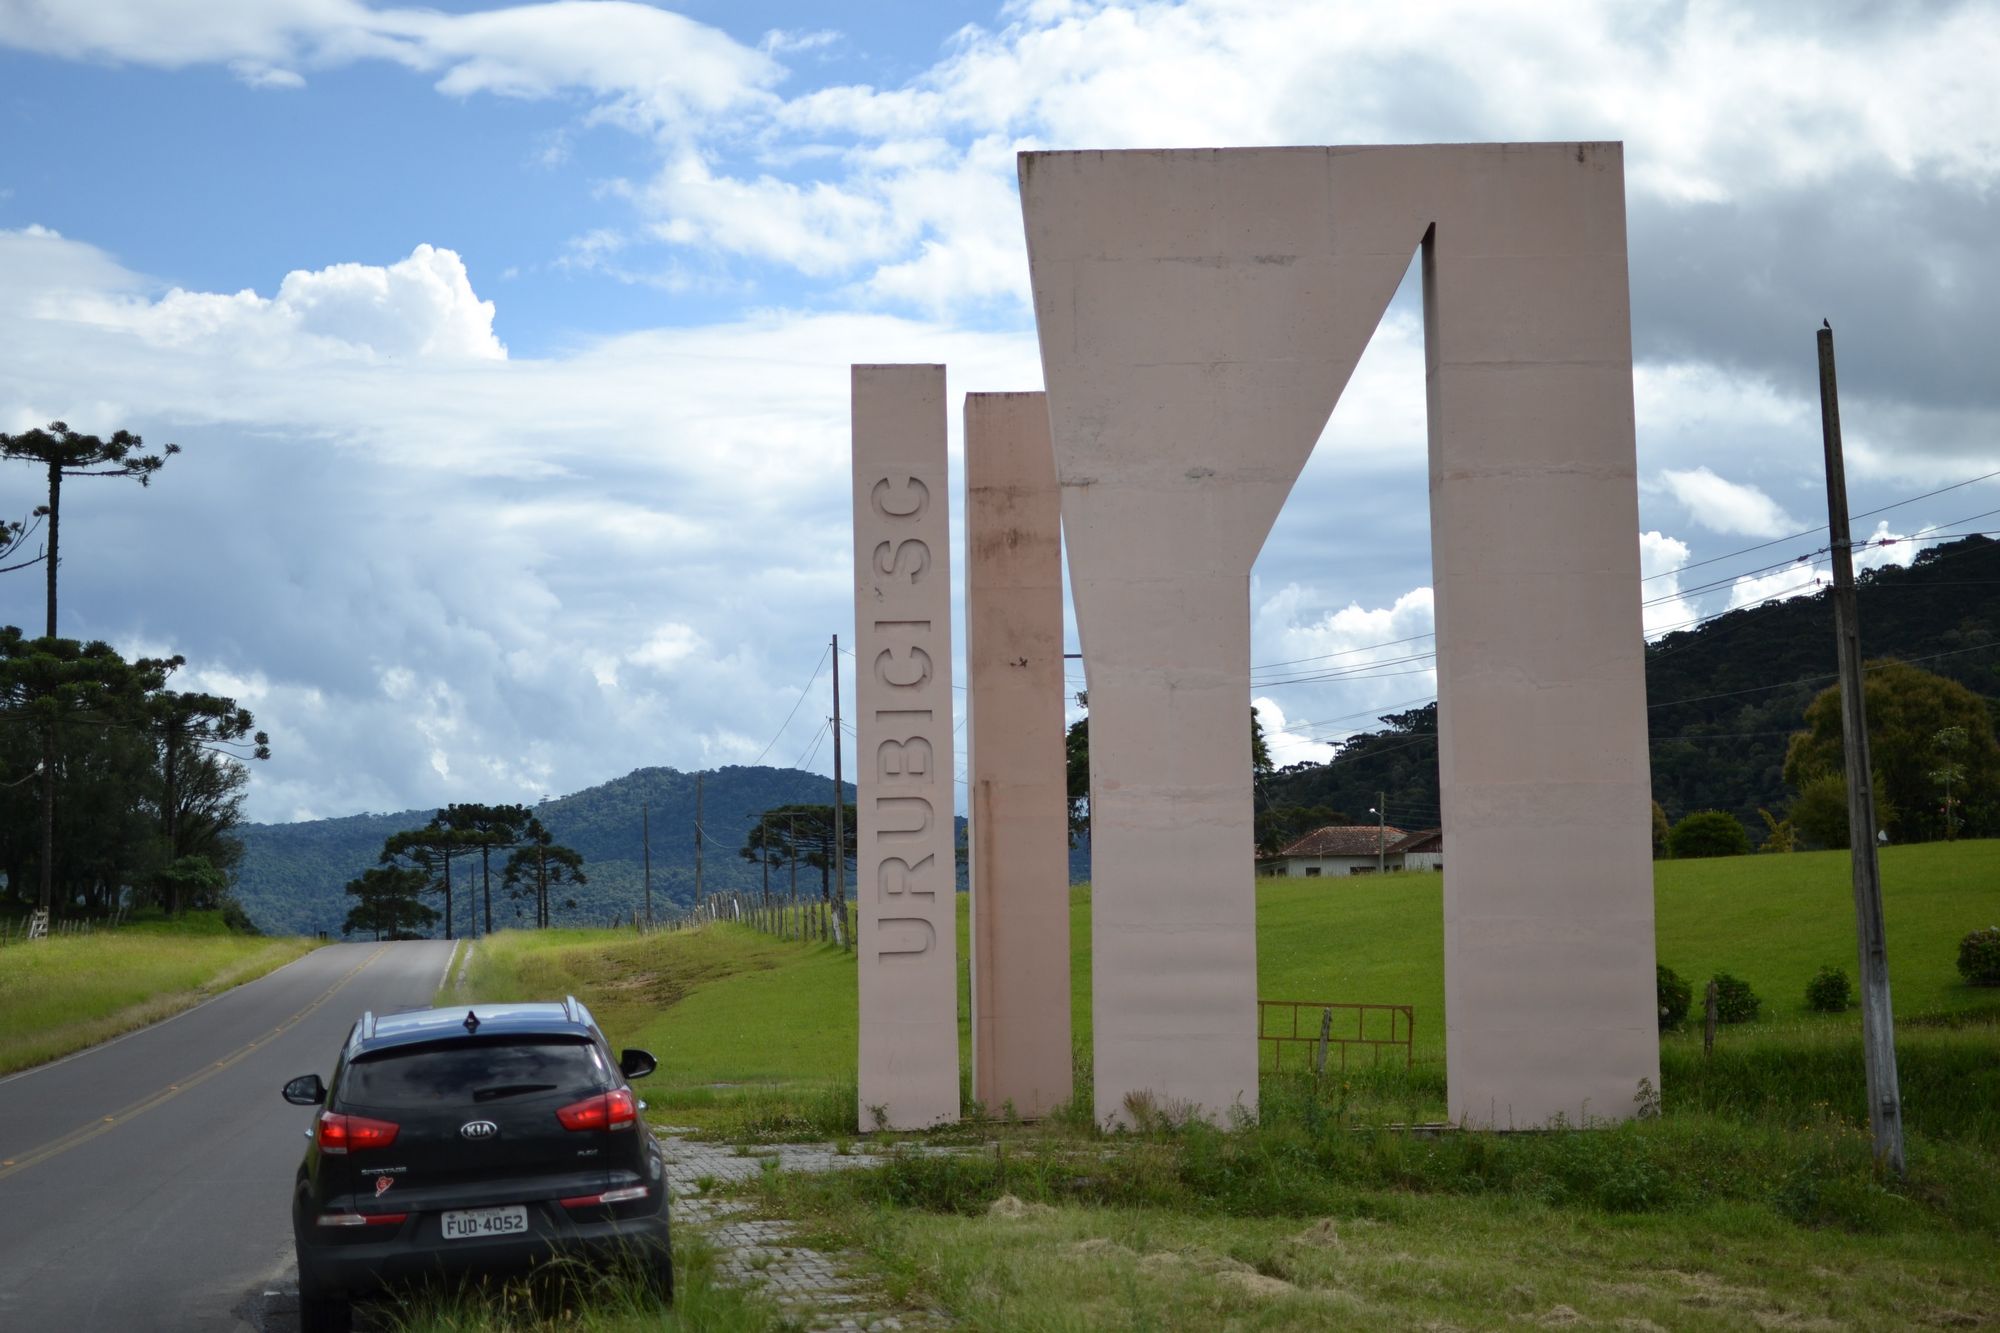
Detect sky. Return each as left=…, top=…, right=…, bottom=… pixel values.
left=1, top=0, right=1996, bottom=824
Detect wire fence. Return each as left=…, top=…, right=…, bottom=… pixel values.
left=608, top=890, right=856, bottom=951
left=0, top=906, right=129, bottom=947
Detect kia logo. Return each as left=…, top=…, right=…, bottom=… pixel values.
left=460, top=1120, right=499, bottom=1141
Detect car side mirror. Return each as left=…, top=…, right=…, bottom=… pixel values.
left=619, top=1049, right=657, bottom=1080
left=282, top=1074, right=327, bottom=1106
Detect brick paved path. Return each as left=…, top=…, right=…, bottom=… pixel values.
left=659, top=1133, right=952, bottom=1332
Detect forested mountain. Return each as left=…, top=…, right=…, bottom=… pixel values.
left=1263, top=534, right=2000, bottom=840
left=235, top=765, right=856, bottom=937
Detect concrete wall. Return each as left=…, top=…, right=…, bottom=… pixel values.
left=1019, top=145, right=1658, bottom=1128
left=850, top=364, right=960, bottom=1130
left=964, top=391, right=1074, bottom=1118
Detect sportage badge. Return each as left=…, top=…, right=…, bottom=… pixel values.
left=459, top=1120, right=499, bottom=1141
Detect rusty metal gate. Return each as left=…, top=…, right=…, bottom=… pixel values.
left=1257, top=1000, right=1414, bottom=1072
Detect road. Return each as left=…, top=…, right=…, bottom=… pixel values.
left=0, top=939, right=457, bottom=1331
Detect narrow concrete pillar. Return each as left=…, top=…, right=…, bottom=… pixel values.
left=1019, top=145, right=1658, bottom=1129
left=965, top=391, right=1073, bottom=1118
left=851, top=363, right=960, bottom=1130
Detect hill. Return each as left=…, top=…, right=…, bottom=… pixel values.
left=233, top=765, right=857, bottom=936
left=1264, top=533, right=2000, bottom=838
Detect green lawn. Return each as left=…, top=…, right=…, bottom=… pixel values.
left=449, top=847, right=2000, bottom=1332
left=0, top=911, right=319, bottom=1074
left=456, top=840, right=2000, bottom=1137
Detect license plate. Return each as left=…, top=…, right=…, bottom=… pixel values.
left=441, top=1205, right=529, bottom=1240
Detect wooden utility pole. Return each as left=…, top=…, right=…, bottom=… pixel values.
left=1818, top=320, right=1906, bottom=1177
left=1376, top=791, right=1386, bottom=876
left=642, top=801, right=652, bottom=927
left=693, top=774, right=704, bottom=900
left=830, top=633, right=846, bottom=946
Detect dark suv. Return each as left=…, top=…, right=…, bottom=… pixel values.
left=281, top=998, right=670, bottom=1332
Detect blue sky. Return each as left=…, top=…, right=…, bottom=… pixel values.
left=2, top=0, right=1996, bottom=823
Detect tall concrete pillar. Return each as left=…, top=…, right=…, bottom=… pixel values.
left=964, top=391, right=1073, bottom=1118
left=851, top=363, right=960, bottom=1130
left=1019, top=145, right=1658, bottom=1128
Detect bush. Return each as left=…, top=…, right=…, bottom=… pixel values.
left=1959, top=927, right=2000, bottom=986
left=1805, top=965, right=1851, bottom=1013
left=1667, top=810, right=1751, bottom=859
left=1656, top=965, right=1692, bottom=1030
left=1710, top=972, right=1761, bottom=1024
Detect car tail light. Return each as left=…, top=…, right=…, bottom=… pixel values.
left=560, top=1185, right=649, bottom=1208
left=555, top=1088, right=636, bottom=1132
left=316, top=1212, right=407, bottom=1227
left=317, top=1111, right=400, bottom=1154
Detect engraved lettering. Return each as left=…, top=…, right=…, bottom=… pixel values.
left=878, top=855, right=937, bottom=900
left=876, top=737, right=933, bottom=783
left=877, top=795, right=933, bottom=843
left=874, top=646, right=932, bottom=690
left=877, top=916, right=936, bottom=959
left=870, top=476, right=928, bottom=519
left=873, top=539, right=930, bottom=584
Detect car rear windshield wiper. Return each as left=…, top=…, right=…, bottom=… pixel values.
left=472, top=1082, right=560, bottom=1102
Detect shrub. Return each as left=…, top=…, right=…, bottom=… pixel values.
left=1667, top=810, right=1751, bottom=859
left=1959, top=927, right=2000, bottom=986
left=1805, top=965, right=1851, bottom=1013
left=1656, top=965, right=1692, bottom=1030
left=1710, top=972, right=1761, bottom=1024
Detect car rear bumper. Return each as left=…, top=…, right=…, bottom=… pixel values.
left=298, top=1199, right=669, bottom=1298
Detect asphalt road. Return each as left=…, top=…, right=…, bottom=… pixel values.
left=0, top=938, right=458, bottom=1331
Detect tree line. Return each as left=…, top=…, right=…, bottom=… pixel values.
left=342, top=803, right=589, bottom=940
left=0, top=424, right=270, bottom=923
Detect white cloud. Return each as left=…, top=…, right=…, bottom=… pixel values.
left=0, top=1, right=779, bottom=118
left=44, top=242, right=505, bottom=364
left=627, top=622, right=704, bottom=672
left=1638, top=530, right=1696, bottom=639
left=1253, top=697, right=1333, bottom=769
left=0, top=225, right=1040, bottom=821
left=1657, top=466, right=1798, bottom=539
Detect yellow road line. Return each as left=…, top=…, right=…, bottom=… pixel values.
left=0, top=943, right=391, bottom=1182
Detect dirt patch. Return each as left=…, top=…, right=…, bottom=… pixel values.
left=1537, top=1306, right=1585, bottom=1328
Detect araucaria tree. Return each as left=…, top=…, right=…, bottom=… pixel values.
left=342, top=865, right=438, bottom=940
left=502, top=817, right=587, bottom=928
left=439, top=802, right=532, bottom=936
left=0, top=422, right=179, bottom=639
left=381, top=821, right=471, bottom=940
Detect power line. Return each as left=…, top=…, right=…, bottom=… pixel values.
left=750, top=645, right=830, bottom=766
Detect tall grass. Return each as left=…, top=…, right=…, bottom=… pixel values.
left=0, top=912, right=316, bottom=1074
left=380, top=1232, right=774, bottom=1332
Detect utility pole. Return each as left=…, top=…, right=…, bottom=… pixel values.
left=693, top=774, right=704, bottom=901
left=642, top=801, right=652, bottom=927
left=1818, top=319, right=1905, bottom=1177
left=1376, top=792, right=1386, bottom=876
left=830, top=633, right=846, bottom=946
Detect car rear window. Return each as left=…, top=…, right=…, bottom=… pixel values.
left=340, top=1037, right=610, bottom=1111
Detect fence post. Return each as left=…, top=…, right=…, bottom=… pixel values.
left=1703, top=979, right=1719, bottom=1057
left=1313, top=1007, right=1332, bottom=1079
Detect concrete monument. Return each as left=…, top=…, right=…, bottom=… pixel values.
left=964, top=391, right=1073, bottom=1118
left=851, top=363, right=960, bottom=1130
left=1019, top=144, right=1658, bottom=1128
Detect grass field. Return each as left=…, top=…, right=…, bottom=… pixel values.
left=448, top=844, right=2000, bottom=1331
left=460, top=840, right=2000, bottom=1139
left=0, top=910, right=319, bottom=1075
